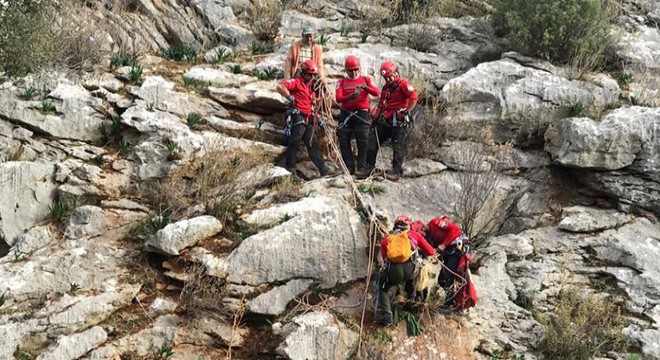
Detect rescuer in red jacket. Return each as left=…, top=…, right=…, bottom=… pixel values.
left=365, top=61, right=418, bottom=181
left=376, top=216, right=435, bottom=325
left=276, top=60, right=336, bottom=181
left=427, top=216, right=473, bottom=309
left=335, top=55, right=380, bottom=176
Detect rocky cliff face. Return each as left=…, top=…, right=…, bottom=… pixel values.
left=1, top=0, right=660, bottom=359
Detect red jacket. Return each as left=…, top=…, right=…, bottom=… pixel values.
left=280, top=76, right=315, bottom=115
left=376, top=78, right=418, bottom=119
left=335, top=75, right=380, bottom=111
left=380, top=230, right=435, bottom=262
left=427, top=217, right=462, bottom=248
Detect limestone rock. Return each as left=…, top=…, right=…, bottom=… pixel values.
left=64, top=206, right=107, bottom=240
left=276, top=311, right=358, bottom=360
left=615, top=24, right=660, bottom=70
left=87, top=315, right=182, bottom=359
left=147, top=216, right=223, bottom=256
left=441, top=58, right=619, bottom=147
left=248, top=279, right=314, bottom=315
left=36, top=326, right=107, bottom=360
left=0, top=162, right=57, bottom=246
left=0, top=84, right=106, bottom=142
left=227, top=196, right=368, bottom=287
left=191, top=0, right=235, bottom=29
left=149, top=297, right=178, bottom=314
left=183, top=67, right=256, bottom=87
left=558, top=206, right=633, bottom=233
left=11, top=225, right=54, bottom=255
left=279, top=10, right=342, bottom=37
left=130, top=76, right=229, bottom=119
left=207, top=81, right=289, bottom=114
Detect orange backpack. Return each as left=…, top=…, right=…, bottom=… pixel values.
left=386, top=230, right=413, bottom=263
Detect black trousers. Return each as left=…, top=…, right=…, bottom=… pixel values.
left=366, top=124, right=408, bottom=175
left=337, top=110, right=370, bottom=172
left=439, top=249, right=462, bottom=307
left=377, top=260, right=416, bottom=319
left=285, top=118, right=327, bottom=174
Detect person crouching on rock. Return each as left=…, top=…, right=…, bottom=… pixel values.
left=376, top=216, right=435, bottom=326
left=276, top=59, right=337, bottom=181
left=427, top=215, right=477, bottom=311
left=335, top=55, right=380, bottom=176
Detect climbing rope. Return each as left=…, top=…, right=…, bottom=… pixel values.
left=313, top=79, right=389, bottom=350
left=311, top=79, right=470, bottom=346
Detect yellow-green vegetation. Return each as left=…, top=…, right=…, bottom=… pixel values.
left=492, top=0, right=614, bottom=72
left=0, top=0, right=105, bottom=76
left=537, top=287, right=627, bottom=360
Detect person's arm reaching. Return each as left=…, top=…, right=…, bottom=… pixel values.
left=364, top=76, right=380, bottom=97
left=411, top=231, right=435, bottom=257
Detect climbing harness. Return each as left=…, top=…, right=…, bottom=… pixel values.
left=283, top=108, right=303, bottom=137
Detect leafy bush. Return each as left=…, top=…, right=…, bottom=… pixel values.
left=492, top=0, right=613, bottom=69
left=0, top=0, right=106, bottom=76
left=538, top=287, right=627, bottom=359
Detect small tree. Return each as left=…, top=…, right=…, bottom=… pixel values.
left=492, top=0, right=613, bottom=70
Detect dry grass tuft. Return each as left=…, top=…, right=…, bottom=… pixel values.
left=245, top=0, right=282, bottom=42
left=156, top=148, right=266, bottom=222
left=179, top=264, right=227, bottom=315
left=270, top=177, right=303, bottom=204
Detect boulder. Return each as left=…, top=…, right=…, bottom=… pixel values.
left=0, top=162, right=57, bottom=246
left=0, top=84, right=106, bottom=142
left=207, top=81, right=289, bottom=114
left=582, top=171, right=660, bottom=214
left=64, top=206, right=107, bottom=240
left=558, top=206, right=633, bottom=233
left=275, top=311, right=358, bottom=360
left=190, top=0, right=236, bottom=29
left=36, top=326, right=107, bottom=360
left=545, top=107, right=660, bottom=171
left=441, top=57, right=619, bottom=147
left=227, top=196, right=368, bottom=287
left=146, top=216, right=223, bottom=256
left=183, top=67, right=256, bottom=88
left=279, top=10, right=342, bottom=37
left=248, top=279, right=314, bottom=316
left=130, top=76, right=229, bottom=119
left=215, top=24, right=256, bottom=51
left=615, top=24, right=660, bottom=70
left=11, top=225, right=54, bottom=255
left=362, top=172, right=524, bottom=234
left=87, top=315, right=182, bottom=359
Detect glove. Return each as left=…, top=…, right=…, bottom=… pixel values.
left=287, top=95, right=296, bottom=106
left=396, top=109, right=410, bottom=119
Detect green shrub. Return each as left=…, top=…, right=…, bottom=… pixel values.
left=0, top=0, right=105, bottom=76
left=0, top=0, right=59, bottom=76
left=538, top=287, right=627, bottom=359
left=492, top=0, right=613, bottom=69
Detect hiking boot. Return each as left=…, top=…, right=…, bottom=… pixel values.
left=287, top=169, right=303, bottom=183
left=354, top=168, right=372, bottom=179
left=320, top=167, right=341, bottom=178
left=385, top=169, right=401, bottom=182
left=376, top=313, right=394, bottom=326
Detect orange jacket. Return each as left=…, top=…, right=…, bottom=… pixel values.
left=284, top=39, right=324, bottom=80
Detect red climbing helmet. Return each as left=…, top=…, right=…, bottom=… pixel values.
left=344, top=55, right=360, bottom=71
left=380, top=61, right=397, bottom=77
left=301, top=59, right=319, bottom=75
left=394, top=215, right=412, bottom=230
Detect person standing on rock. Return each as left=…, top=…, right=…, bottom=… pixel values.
left=335, top=55, right=380, bottom=176
left=284, top=26, right=325, bottom=80
left=427, top=216, right=477, bottom=311
left=365, top=61, right=418, bottom=181
left=277, top=59, right=337, bottom=181
left=376, top=216, right=435, bottom=326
